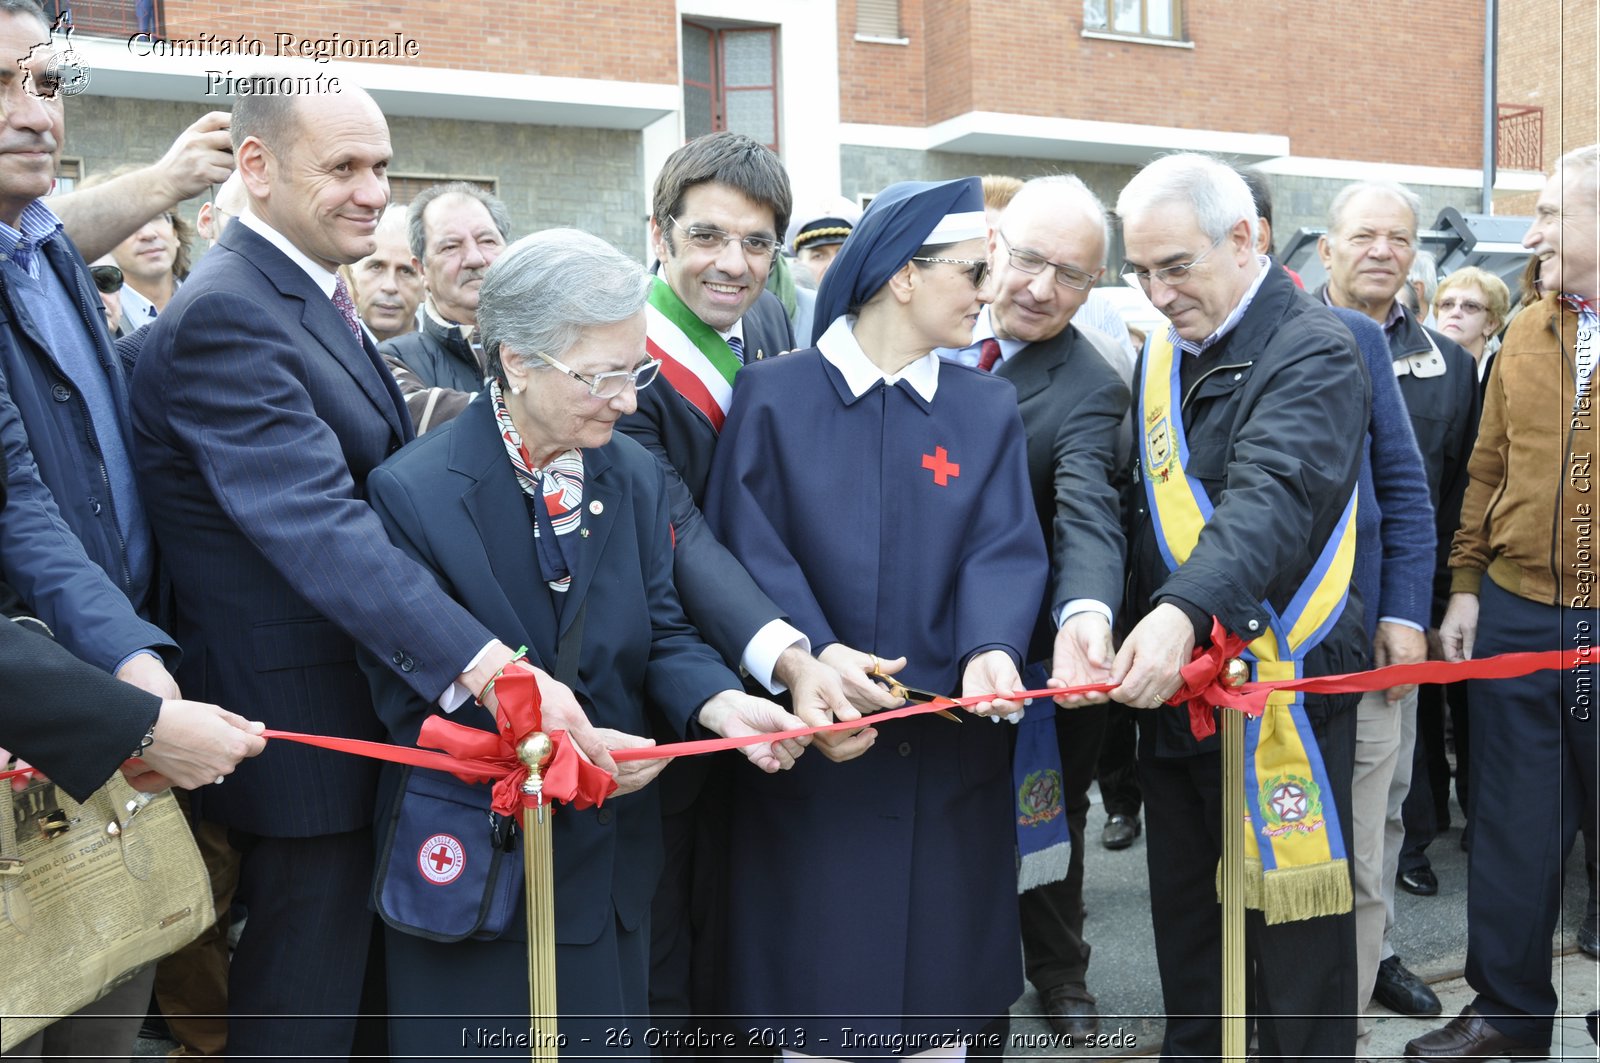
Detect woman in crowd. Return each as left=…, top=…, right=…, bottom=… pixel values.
left=1432, top=265, right=1512, bottom=372
left=361, top=228, right=807, bottom=1058
left=704, top=177, right=1047, bottom=1059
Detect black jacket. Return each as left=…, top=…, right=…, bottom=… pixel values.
left=1128, top=266, right=1371, bottom=755
left=380, top=310, right=484, bottom=396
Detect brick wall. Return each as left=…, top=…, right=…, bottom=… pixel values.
left=841, top=0, right=1486, bottom=169
left=1496, top=0, right=1597, bottom=213
left=63, top=96, right=646, bottom=267
left=149, top=0, right=679, bottom=83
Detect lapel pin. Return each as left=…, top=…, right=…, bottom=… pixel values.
left=589, top=500, right=604, bottom=515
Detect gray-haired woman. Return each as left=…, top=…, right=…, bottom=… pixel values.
left=362, top=228, right=807, bottom=1057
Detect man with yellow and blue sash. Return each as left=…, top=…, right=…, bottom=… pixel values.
left=1111, top=154, right=1370, bottom=1062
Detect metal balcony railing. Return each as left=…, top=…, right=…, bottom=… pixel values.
left=40, top=1, right=162, bottom=41
left=1497, top=104, right=1544, bottom=172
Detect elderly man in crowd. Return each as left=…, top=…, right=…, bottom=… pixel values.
left=129, top=81, right=614, bottom=1060
left=379, top=182, right=510, bottom=431
left=351, top=206, right=424, bottom=343
left=1406, top=143, right=1600, bottom=1063
left=1112, top=152, right=1367, bottom=1061
left=937, top=174, right=1129, bottom=1039
left=1317, top=180, right=1480, bottom=1029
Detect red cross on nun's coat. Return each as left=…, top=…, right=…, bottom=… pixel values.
left=428, top=846, right=455, bottom=873
left=921, top=446, right=960, bottom=486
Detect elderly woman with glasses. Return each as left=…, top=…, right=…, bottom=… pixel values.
left=1432, top=265, right=1512, bottom=369
left=704, top=177, right=1048, bottom=1058
left=361, top=227, right=809, bottom=1057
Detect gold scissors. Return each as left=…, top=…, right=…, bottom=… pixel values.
left=869, top=657, right=961, bottom=722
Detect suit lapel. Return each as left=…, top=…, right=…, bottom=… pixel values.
left=558, top=447, right=618, bottom=637
left=997, top=329, right=1070, bottom=403
left=450, top=405, right=558, bottom=668
left=226, top=224, right=410, bottom=442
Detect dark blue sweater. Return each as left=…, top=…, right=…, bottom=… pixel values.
left=1331, top=307, right=1435, bottom=642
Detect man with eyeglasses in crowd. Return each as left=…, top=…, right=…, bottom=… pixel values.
left=625, top=131, right=857, bottom=1051
left=1316, top=181, right=1480, bottom=1037
left=1111, top=152, right=1367, bottom=1060
left=379, top=181, right=511, bottom=433
left=935, top=174, right=1130, bottom=1040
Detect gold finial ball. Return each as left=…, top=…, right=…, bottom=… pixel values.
left=517, top=731, right=554, bottom=771
left=1221, top=657, right=1250, bottom=689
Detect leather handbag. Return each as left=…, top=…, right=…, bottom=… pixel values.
left=0, top=769, right=212, bottom=1051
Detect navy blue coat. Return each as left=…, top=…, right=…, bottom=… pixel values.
left=130, top=222, right=494, bottom=837
left=364, top=395, right=738, bottom=946
left=0, top=227, right=173, bottom=671
left=703, top=348, right=1046, bottom=1048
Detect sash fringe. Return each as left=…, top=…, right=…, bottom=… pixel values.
left=1216, top=857, right=1354, bottom=925
left=1016, top=841, right=1072, bottom=894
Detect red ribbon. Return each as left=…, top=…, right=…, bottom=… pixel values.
left=17, top=636, right=1590, bottom=802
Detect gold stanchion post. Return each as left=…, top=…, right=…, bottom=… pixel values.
left=517, top=733, right=560, bottom=1061
left=1219, top=657, right=1250, bottom=1062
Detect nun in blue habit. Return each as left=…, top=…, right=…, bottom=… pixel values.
left=703, top=177, right=1048, bottom=1058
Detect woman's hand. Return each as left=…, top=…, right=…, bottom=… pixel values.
left=594, top=729, right=671, bottom=797
left=962, top=650, right=1027, bottom=722
left=697, top=690, right=810, bottom=773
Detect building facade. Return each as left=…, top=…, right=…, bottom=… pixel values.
left=46, top=0, right=1555, bottom=263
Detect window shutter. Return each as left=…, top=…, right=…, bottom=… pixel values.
left=856, top=0, right=901, bottom=38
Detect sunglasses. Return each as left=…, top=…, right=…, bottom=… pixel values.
left=89, top=264, right=123, bottom=294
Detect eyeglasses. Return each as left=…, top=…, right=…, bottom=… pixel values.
left=667, top=216, right=781, bottom=259
left=998, top=231, right=1100, bottom=291
left=1436, top=297, right=1487, bottom=315
left=910, top=256, right=990, bottom=289
left=1122, top=237, right=1224, bottom=291
left=531, top=350, right=662, bottom=399
left=89, top=264, right=123, bottom=294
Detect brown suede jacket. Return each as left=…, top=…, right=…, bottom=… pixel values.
left=1450, top=292, right=1596, bottom=606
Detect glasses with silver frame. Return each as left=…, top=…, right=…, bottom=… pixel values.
left=531, top=350, right=662, bottom=399
left=1122, top=237, right=1225, bottom=291
left=910, top=256, right=990, bottom=289
left=667, top=216, right=781, bottom=259
left=999, top=231, right=1100, bottom=291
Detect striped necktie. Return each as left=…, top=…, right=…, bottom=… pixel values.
left=727, top=334, right=745, bottom=364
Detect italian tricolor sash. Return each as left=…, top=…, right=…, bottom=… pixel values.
left=646, top=277, right=741, bottom=432
left=1142, top=332, right=1356, bottom=924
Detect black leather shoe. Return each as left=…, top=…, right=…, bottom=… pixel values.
left=1373, top=955, right=1442, bottom=1017
left=1101, top=812, right=1140, bottom=850
left=1041, top=985, right=1098, bottom=1039
left=1399, top=866, right=1439, bottom=896
left=1579, top=910, right=1599, bottom=958
left=1403, top=1006, right=1547, bottom=1060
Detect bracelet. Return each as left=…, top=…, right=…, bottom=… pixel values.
left=476, top=646, right=529, bottom=704
left=129, top=724, right=156, bottom=760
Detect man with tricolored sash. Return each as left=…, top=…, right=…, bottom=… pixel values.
left=1111, top=154, right=1370, bottom=1063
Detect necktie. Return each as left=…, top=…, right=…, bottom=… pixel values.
left=331, top=276, right=364, bottom=342
left=727, top=334, right=745, bottom=364
left=977, top=337, right=1002, bottom=372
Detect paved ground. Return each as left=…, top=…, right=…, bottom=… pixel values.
left=134, top=788, right=1595, bottom=1061
left=1002, top=789, right=1597, bottom=1061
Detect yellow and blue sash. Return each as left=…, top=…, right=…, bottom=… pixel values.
left=1142, top=333, right=1356, bottom=924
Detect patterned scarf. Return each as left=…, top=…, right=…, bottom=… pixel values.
left=490, top=378, right=584, bottom=593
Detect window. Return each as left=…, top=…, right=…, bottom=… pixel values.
left=1083, top=0, right=1182, bottom=41
left=856, top=0, right=902, bottom=40
left=51, top=157, right=82, bottom=196
left=682, top=21, right=779, bottom=153
left=385, top=174, right=498, bottom=207
left=40, top=0, right=161, bottom=39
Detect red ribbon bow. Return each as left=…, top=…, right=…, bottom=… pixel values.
left=416, top=666, right=616, bottom=815
left=1168, top=618, right=1271, bottom=740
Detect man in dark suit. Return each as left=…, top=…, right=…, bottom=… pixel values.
left=939, top=175, right=1130, bottom=1038
left=623, top=132, right=860, bottom=1041
left=129, top=84, right=609, bottom=1061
